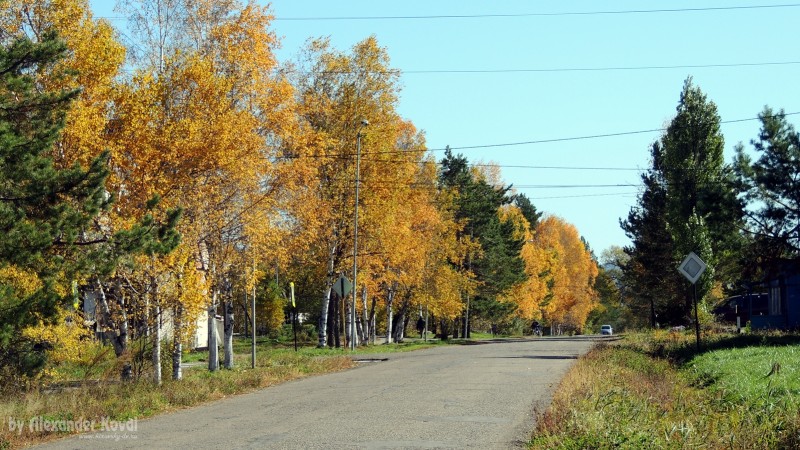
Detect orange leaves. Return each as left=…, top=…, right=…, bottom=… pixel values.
left=502, top=213, right=599, bottom=329
left=1, top=0, right=126, bottom=169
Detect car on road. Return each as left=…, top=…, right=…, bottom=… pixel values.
left=600, top=324, right=613, bottom=335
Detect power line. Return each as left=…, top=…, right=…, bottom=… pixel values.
left=529, top=192, right=639, bottom=200
left=305, top=61, right=799, bottom=75
left=439, top=112, right=800, bottom=152
left=271, top=3, right=800, bottom=21
left=279, top=111, right=799, bottom=161
left=269, top=59, right=800, bottom=76
left=96, top=3, right=800, bottom=23
left=469, top=163, right=640, bottom=171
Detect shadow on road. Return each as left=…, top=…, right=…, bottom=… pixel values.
left=484, top=355, right=579, bottom=360
left=456, top=335, right=619, bottom=345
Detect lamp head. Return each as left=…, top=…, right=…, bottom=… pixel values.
left=360, top=119, right=369, bottom=127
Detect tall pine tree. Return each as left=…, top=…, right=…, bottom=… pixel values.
left=621, top=143, right=683, bottom=326
left=439, top=149, right=526, bottom=336
left=0, top=33, right=179, bottom=381
left=622, top=78, right=742, bottom=326
left=734, top=107, right=800, bottom=272
left=0, top=33, right=113, bottom=378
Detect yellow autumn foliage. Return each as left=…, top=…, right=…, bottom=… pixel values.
left=500, top=212, right=600, bottom=330
left=21, top=308, right=98, bottom=379
left=0, top=265, right=42, bottom=298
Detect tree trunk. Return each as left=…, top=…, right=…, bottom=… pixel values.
left=385, top=287, right=395, bottom=344
left=223, top=298, right=234, bottom=369
left=96, top=277, right=132, bottom=380
left=240, top=295, right=251, bottom=338
left=369, top=294, right=377, bottom=345
left=318, top=246, right=337, bottom=347
left=345, top=292, right=353, bottom=347
left=356, top=312, right=365, bottom=346
left=437, top=318, right=450, bottom=340
left=463, top=292, right=471, bottom=338
left=318, top=285, right=332, bottom=348
left=208, top=290, right=219, bottom=371
left=393, top=301, right=407, bottom=343
left=333, top=292, right=341, bottom=348
left=360, top=287, right=369, bottom=343
left=172, top=303, right=183, bottom=381
left=153, top=303, right=162, bottom=385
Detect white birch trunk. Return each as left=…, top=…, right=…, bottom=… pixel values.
left=318, top=285, right=332, bottom=348
left=172, top=303, right=183, bottom=380
left=153, top=303, right=162, bottom=385
left=208, top=290, right=219, bottom=371
left=386, top=287, right=394, bottom=344
left=223, top=299, right=234, bottom=369
left=344, top=295, right=354, bottom=347
left=360, top=287, right=369, bottom=343
left=369, top=296, right=377, bottom=345
left=318, top=243, right=337, bottom=347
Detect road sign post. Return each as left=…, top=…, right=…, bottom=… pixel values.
left=332, top=274, right=352, bottom=299
left=332, top=275, right=353, bottom=349
left=678, top=252, right=707, bottom=351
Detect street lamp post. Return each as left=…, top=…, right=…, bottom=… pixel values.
left=352, top=119, right=368, bottom=351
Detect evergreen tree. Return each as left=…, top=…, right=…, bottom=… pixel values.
left=621, top=79, right=742, bottom=326
left=514, top=193, right=542, bottom=229
left=0, top=33, right=109, bottom=378
left=0, top=33, right=179, bottom=381
left=734, top=107, right=800, bottom=270
left=439, top=149, right=527, bottom=335
left=621, top=143, right=683, bottom=326
left=660, top=78, right=742, bottom=316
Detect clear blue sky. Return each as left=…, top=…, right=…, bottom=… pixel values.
left=91, top=0, right=800, bottom=255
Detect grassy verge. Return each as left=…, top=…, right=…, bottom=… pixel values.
left=530, top=331, right=800, bottom=449
left=0, top=337, right=440, bottom=449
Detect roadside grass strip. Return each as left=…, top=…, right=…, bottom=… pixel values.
left=530, top=332, right=800, bottom=449
left=0, top=348, right=353, bottom=449
left=0, top=336, right=446, bottom=449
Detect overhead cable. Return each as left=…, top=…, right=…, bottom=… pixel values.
left=273, top=3, right=800, bottom=21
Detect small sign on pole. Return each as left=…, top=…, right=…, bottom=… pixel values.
left=678, top=252, right=707, bottom=352
left=678, top=252, right=707, bottom=284
left=332, top=275, right=352, bottom=299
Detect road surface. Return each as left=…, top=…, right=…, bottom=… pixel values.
left=36, top=336, right=599, bottom=449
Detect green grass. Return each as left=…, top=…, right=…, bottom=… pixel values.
left=687, top=344, right=800, bottom=412
left=530, top=331, right=800, bottom=449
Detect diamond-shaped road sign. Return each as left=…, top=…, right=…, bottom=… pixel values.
left=678, top=252, right=707, bottom=285
left=332, top=275, right=352, bottom=298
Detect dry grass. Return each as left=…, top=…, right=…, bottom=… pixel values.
left=0, top=351, right=353, bottom=449
left=531, top=332, right=800, bottom=449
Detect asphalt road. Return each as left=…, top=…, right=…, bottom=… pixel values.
left=36, top=336, right=599, bottom=450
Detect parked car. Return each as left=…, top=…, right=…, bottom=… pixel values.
left=600, top=324, right=613, bottom=336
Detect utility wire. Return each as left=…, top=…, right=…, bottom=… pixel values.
left=96, top=3, right=800, bottom=22
left=529, top=192, right=639, bottom=200
left=439, top=111, right=800, bottom=151
left=276, top=111, right=800, bottom=160
left=271, top=3, right=800, bottom=21
left=295, top=61, right=800, bottom=75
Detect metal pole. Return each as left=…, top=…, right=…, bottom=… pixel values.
left=424, top=303, right=428, bottom=342
left=352, top=121, right=367, bottom=351
left=693, top=282, right=700, bottom=351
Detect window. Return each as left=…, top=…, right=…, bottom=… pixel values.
left=770, top=286, right=782, bottom=316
